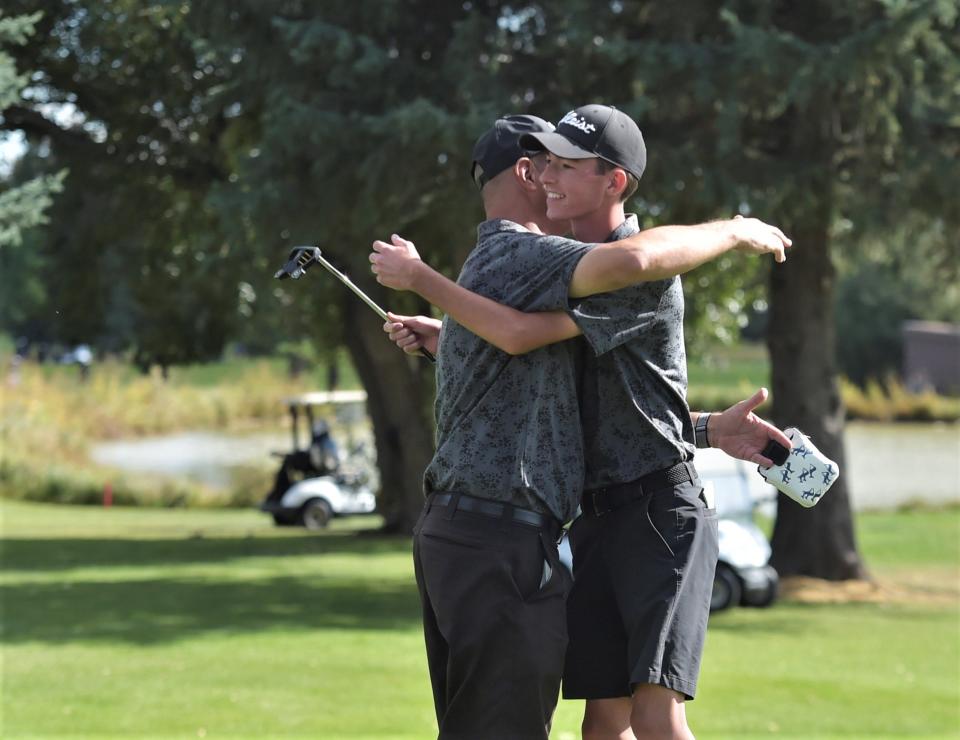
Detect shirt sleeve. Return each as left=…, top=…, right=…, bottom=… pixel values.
left=569, top=278, right=678, bottom=356
left=496, top=234, right=596, bottom=312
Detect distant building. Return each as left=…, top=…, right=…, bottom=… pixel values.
left=902, top=321, right=960, bottom=395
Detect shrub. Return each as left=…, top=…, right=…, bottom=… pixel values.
left=841, top=377, right=960, bottom=422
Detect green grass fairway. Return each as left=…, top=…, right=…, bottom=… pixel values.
left=2, top=501, right=958, bottom=738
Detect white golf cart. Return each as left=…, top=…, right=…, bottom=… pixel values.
left=259, top=391, right=377, bottom=529
left=695, top=447, right=779, bottom=612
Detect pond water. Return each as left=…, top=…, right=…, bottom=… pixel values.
left=90, top=431, right=290, bottom=488
left=90, top=422, right=959, bottom=511
left=844, top=422, right=959, bottom=510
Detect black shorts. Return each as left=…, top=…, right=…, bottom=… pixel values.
left=562, top=477, right=718, bottom=701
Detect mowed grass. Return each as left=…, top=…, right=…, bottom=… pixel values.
left=2, top=501, right=958, bottom=739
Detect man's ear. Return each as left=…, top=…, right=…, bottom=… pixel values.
left=607, top=168, right=628, bottom=199
left=515, top=158, right=538, bottom=189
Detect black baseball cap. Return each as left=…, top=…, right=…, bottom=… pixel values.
left=519, top=105, right=646, bottom=180
left=470, top=114, right=556, bottom=189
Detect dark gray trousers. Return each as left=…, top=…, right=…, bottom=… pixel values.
left=413, top=497, right=570, bottom=740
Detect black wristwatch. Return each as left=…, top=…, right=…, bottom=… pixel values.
left=694, top=413, right=712, bottom=449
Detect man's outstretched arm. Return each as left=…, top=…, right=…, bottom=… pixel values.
left=568, top=216, right=791, bottom=297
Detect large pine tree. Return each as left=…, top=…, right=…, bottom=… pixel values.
left=0, top=11, right=64, bottom=250
left=715, top=0, right=959, bottom=578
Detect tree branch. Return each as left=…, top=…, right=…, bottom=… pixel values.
left=1, top=105, right=100, bottom=154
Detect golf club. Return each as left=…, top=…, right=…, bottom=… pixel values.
left=275, top=246, right=435, bottom=363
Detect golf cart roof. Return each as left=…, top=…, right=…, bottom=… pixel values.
left=282, top=390, right=368, bottom=407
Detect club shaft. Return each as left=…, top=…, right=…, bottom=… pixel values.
left=311, top=249, right=435, bottom=364
left=315, top=254, right=389, bottom=321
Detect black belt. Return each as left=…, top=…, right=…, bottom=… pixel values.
left=429, top=492, right=558, bottom=532
left=581, top=461, right=696, bottom=517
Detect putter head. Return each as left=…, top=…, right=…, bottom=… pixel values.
left=274, top=246, right=322, bottom=280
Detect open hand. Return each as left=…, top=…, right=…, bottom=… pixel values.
left=708, top=387, right=792, bottom=467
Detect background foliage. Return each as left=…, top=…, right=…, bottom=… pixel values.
left=2, top=1, right=957, bottom=548
left=5, top=1, right=955, bottom=371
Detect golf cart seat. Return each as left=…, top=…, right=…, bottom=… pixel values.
left=265, top=421, right=342, bottom=504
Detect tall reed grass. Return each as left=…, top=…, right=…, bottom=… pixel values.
left=841, top=376, right=960, bottom=422
left=1, top=357, right=321, bottom=507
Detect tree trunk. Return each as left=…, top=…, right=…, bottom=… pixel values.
left=767, top=203, right=868, bottom=581
left=340, top=296, right=436, bottom=534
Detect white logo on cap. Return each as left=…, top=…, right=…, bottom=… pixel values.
left=559, top=111, right=596, bottom=134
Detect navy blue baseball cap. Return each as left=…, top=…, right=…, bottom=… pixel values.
left=471, top=114, right=556, bottom=189
left=519, top=105, right=646, bottom=180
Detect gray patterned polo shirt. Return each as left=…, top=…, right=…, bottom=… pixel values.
left=570, top=214, right=695, bottom=489
left=425, top=219, right=593, bottom=524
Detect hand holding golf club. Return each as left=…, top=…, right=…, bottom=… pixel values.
left=274, top=245, right=434, bottom=363
left=384, top=312, right=441, bottom=356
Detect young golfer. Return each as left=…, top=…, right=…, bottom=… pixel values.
left=525, top=106, right=725, bottom=739
left=372, top=111, right=790, bottom=740
left=373, top=105, right=792, bottom=739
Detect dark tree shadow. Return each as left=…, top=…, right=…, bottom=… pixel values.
left=1, top=574, right=421, bottom=645
left=1, top=533, right=422, bottom=645
left=1, top=532, right=412, bottom=572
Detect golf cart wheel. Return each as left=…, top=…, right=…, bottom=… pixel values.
left=711, top=564, right=743, bottom=613
left=301, top=499, right=333, bottom=530
left=743, top=567, right=779, bottom=608
left=746, top=580, right=778, bottom=608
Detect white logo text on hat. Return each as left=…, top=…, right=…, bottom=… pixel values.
left=559, top=111, right=596, bottom=134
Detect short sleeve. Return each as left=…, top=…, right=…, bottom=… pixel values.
left=461, top=232, right=595, bottom=312
left=569, top=279, right=675, bottom=356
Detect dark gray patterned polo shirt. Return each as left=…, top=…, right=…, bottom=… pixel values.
left=570, top=214, right=695, bottom=489
left=425, top=219, right=593, bottom=524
